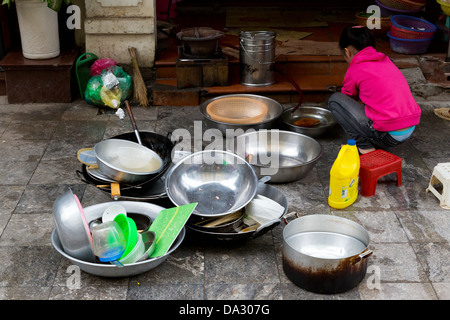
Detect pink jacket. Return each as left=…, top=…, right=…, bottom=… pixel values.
left=341, top=46, right=421, bottom=131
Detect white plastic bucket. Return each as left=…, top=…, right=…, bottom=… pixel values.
left=16, top=0, right=60, bottom=59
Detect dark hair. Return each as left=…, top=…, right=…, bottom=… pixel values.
left=338, top=26, right=375, bottom=51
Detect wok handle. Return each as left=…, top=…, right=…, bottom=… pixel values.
left=124, top=100, right=143, bottom=145
left=125, top=100, right=137, bottom=129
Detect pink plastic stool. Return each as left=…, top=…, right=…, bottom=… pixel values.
left=359, top=150, right=402, bottom=197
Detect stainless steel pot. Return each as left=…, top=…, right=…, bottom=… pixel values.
left=282, top=214, right=373, bottom=294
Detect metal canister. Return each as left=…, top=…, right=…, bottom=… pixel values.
left=239, top=31, right=276, bottom=86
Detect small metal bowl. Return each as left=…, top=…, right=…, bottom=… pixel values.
left=281, top=106, right=336, bottom=138
left=52, top=189, right=95, bottom=262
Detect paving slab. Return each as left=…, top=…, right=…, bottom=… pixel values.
left=0, top=97, right=449, bottom=304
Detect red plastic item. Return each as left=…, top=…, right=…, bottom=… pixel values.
left=90, top=58, right=117, bottom=76
left=390, top=22, right=434, bottom=39
left=359, top=150, right=402, bottom=197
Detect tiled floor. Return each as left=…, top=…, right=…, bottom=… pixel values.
left=0, top=94, right=449, bottom=301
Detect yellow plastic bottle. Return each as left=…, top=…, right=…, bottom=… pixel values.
left=328, top=139, right=360, bottom=209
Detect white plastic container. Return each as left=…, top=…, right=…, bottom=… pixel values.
left=119, top=233, right=145, bottom=265
left=16, top=0, right=60, bottom=59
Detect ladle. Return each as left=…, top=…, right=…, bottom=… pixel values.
left=124, top=100, right=143, bottom=145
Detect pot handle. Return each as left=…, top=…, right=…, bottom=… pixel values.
left=258, top=176, right=271, bottom=184
left=351, top=248, right=373, bottom=265
left=282, top=211, right=299, bottom=225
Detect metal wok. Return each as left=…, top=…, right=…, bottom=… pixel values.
left=234, top=130, right=323, bottom=183
left=77, top=164, right=170, bottom=203
left=165, top=150, right=259, bottom=217
left=185, top=181, right=288, bottom=242
left=93, top=139, right=164, bottom=185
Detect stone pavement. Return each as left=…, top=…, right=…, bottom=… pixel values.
left=0, top=94, right=449, bottom=301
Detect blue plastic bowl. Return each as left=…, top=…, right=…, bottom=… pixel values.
left=388, top=31, right=433, bottom=54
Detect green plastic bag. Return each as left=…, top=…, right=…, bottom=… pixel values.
left=84, top=66, right=132, bottom=108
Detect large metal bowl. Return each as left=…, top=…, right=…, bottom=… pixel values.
left=165, top=150, right=259, bottom=217
left=52, top=189, right=95, bottom=262
left=200, top=94, right=284, bottom=136
left=51, top=201, right=185, bottom=277
left=281, top=106, right=336, bottom=138
left=234, top=130, right=322, bottom=183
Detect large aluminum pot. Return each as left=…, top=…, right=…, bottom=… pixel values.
left=234, top=130, right=322, bottom=183
left=200, top=94, right=284, bottom=136
left=282, top=214, right=373, bottom=294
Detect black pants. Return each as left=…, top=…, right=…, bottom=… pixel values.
left=328, top=93, right=403, bottom=150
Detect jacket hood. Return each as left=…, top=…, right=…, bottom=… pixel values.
left=350, top=46, right=386, bottom=65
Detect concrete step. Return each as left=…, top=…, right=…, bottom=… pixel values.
left=0, top=70, right=6, bottom=96
left=152, top=36, right=447, bottom=106
left=153, top=53, right=348, bottom=106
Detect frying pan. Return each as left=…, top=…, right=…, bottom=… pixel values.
left=93, top=139, right=164, bottom=184
left=112, top=131, right=174, bottom=182
left=83, top=131, right=174, bottom=187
